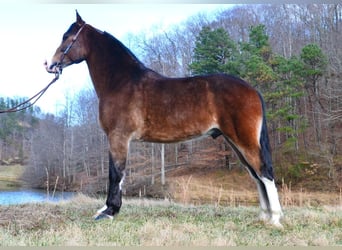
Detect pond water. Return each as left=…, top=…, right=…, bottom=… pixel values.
left=0, top=189, right=76, bottom=205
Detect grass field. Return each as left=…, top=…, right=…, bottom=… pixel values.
left=0, top=194, right=341, bottom=246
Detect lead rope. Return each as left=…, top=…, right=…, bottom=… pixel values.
left=0, top=23, right=86, bottom=114
left=0, top=72, right=60, bottom=114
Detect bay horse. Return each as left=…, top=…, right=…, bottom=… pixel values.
left=46, top=12, right=283, bottom=227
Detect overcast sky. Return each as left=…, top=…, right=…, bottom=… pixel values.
left=0, top=4, right=231, bottom=114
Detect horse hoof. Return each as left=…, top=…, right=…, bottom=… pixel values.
left=94, top=212, right=114, bottom=221
left=259, top=211, right=270, bottom=222
left=268, top=220, right=284, bottom=229
left=273, top=222, right=284, bottom=229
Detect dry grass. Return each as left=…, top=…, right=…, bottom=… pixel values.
left=169, top=171, right=342, bottom=208
left=0, top=165, right=24, bottom=189
left=0, top=193, right=341, bottom=246
left=171, top=175, right=259, bottom=206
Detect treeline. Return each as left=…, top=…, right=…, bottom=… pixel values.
left=0, top=97, right=40, bottom=165
left=1, top=4, right=341, bottom=193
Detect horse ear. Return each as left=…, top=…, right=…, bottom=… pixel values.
left=76, top=10, right=85, bottom=25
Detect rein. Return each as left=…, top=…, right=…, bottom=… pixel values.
left=0, top=72, right=60, bottom=114
left=0, top=23, right=86, bottom=114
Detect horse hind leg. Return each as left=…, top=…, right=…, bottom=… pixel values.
left=251, top=168, right=283, bottom=227
left=225, top=136, right=283, bottom=227
left=260, top=176, right=283, bottom=227
left=223, top=136, right=272, bottom=218
left=221, top=117, right=283, bottom=227
left=258, top=97, right=283, bottom=228
left=254, top=176, right=271, bottom=222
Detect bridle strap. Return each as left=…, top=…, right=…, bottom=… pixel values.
left=63, top=23, right=86, bottom=57
left=57, top=22, right=86, bottom=74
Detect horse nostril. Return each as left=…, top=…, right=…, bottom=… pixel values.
left=49, top=62, right=57, bottom=70
left=45, top=60, right=60, bottom=74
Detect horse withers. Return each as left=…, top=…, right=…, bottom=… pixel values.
left=46, top=11, right=283, bottom=228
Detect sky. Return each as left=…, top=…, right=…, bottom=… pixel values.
left=0, top=4, right=232, bottom=114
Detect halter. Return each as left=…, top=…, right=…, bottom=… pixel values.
left=55, top=22, right=86, bottom=75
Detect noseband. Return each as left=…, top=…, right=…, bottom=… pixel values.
left=55, top=22, right=86, bottom=75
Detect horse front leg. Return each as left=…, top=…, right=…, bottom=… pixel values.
left=94, top=153, right=126, bottom=220
left=94, top=133, right=128, bottom=220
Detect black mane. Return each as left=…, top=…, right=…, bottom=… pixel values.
left=103, top=31, right=145, bottom=69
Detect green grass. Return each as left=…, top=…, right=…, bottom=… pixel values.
left=0, top=194, right=341, bottom=246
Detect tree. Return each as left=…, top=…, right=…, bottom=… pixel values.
left=189, top=26, right=239, bottom=75
left=245, top=24, right=270, bottom=57
left=268, top=55, right=306, bottom=153
left=240, top=25, right=276, bottom=86
left=299, top=43, right=328, bottom=146
left=0, top=97, right=39, bottom=164
left=238, top=25, right=307, bottom=164
left=300, top=43, right=327, bottom=96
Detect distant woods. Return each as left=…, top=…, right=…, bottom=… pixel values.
left=1, top=4, right=341, bottom=193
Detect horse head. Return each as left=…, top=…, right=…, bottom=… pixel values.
left=45, top=11, right=87, bottom=74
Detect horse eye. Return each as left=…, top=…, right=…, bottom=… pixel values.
left=62, top=34, right=69, bottom=41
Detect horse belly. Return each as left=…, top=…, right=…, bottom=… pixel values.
left=140, top=99, right=216, bottom=143
left=139, top=125, right=214, bottom=143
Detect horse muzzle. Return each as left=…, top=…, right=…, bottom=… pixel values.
left=44, top=60, right=63, bottom=75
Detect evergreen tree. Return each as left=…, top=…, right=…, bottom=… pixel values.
left=269, top=55, right=306, bottom=152
left=240, top=25, right=306, bottom=153
left=300, top=43, right=327, bottom=96
left=189, top=26, right=239, bottom=75
left=0, top=97, right=39, bottom=163
left=299, top=43, right=328, bottom=145
left=240, top=25, right=275, bottom=86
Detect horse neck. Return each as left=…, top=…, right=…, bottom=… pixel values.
left=85, top=29, right=145, bottom=98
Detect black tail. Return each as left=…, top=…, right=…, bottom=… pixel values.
left=258, top=92, right=274, bottom=180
